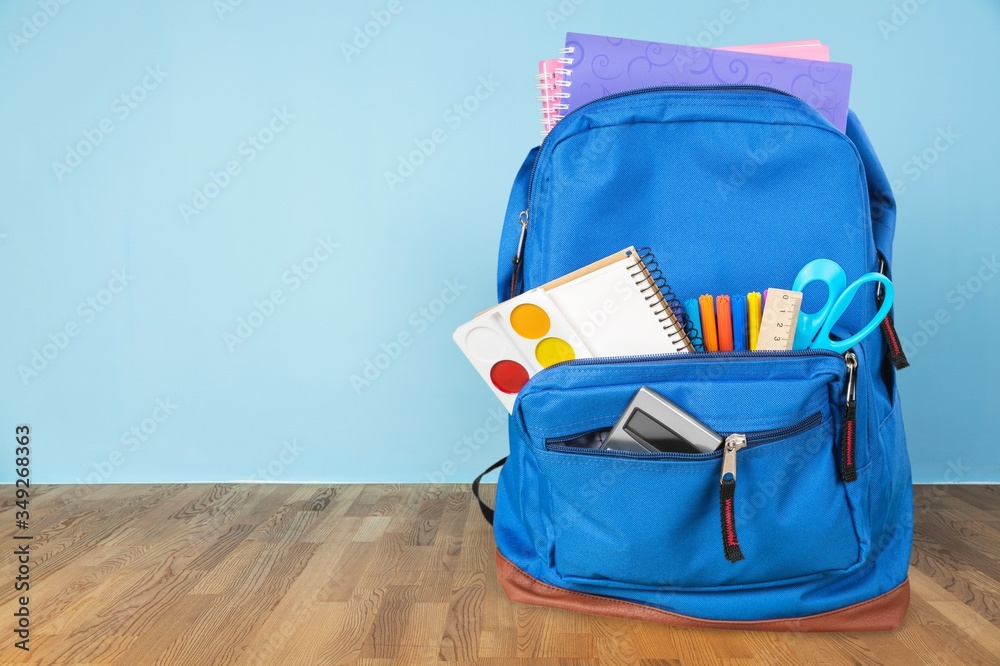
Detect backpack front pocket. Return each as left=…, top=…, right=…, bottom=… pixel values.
left=512, top=351, right=861, bottom=590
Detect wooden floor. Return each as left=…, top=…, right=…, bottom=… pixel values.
left=1, top=484, right=999, bottom=665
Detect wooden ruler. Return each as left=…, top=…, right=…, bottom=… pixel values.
left=755, top=289, right=802, bottom=351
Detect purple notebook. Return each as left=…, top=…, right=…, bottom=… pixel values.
left=564, top=32, right=852, bottom=131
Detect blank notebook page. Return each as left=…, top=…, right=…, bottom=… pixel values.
left=544, top=255, right=690, bottom=356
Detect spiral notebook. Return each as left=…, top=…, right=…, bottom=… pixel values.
left=542, top=247, right=695, bottom=355
left=537, top=35, right=847, bottom=136
left=536, top=55, right=572, bottom=137
left=563, top=32, right=851, bottom=130
left=453, top=247, right=693, bottom=411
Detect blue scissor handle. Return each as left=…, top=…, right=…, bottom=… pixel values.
left=811, top=274, right=893, bottom=353
left=792, top=259, right=847, bottom=350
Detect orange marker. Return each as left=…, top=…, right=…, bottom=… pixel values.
left=698, top=295, right=718, bottom=352
left=716, top=295, right=734, bottom=352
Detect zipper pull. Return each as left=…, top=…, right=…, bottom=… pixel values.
left=719, top=434, right=746, bottom=563
left=877, top=255, right=909, bottom=370
left=879, top=316, right=908, bottom=369
left=509, top=210, right=529, bottom=298
left=840, top=351, right=858, bottom=483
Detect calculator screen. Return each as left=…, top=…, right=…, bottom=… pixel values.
left=624, top=409, right=700, bottom=454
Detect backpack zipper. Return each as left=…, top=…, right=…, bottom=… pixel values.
left=840, top=350, right=859, bottom=482
left=544, top=411, right=824, bottom=565
left=876, top=253, right=910, bottom=370
left=719, top=433, right=747, bottom=563
left=510, top=209, right=529, bottom=298
left=518, top=348, right=843, bottom=398
left=544, top=410, right=823, bottom=458
left=557, top=347, right=840, bottom=366
left=538, top=350, right=855, bottom=480
left=511, top=84, right=812, bottom=286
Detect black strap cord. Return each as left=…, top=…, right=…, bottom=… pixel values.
left=471, top=457, right=507, bottom=525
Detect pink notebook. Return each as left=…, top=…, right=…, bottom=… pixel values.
left=722, top=40, right=830, bottom=61
left=537, top=59, right=567, bottom=137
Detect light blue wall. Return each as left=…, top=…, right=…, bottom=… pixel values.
left=2, top=1, right=998, bottom=483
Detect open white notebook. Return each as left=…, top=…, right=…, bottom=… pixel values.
left=543, top=247, right=694, bottom=356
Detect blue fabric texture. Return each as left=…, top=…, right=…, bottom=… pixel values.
left=493, top=88, right=912, bottom=622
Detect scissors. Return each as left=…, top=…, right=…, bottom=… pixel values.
left=791, top=259, right=894, bottom=353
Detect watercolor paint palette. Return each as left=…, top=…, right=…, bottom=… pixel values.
left=452, top=287, right=591, bottom=412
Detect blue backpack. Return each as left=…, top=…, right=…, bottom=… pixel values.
left=473, top=86, right=912, bottom=631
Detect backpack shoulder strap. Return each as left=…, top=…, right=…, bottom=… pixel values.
left=471, top=457, right=506, bottom=525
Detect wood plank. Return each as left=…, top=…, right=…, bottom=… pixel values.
left=1, top=483, right=999, bottom=664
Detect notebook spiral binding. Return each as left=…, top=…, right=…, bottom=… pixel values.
left=629, top=247, right=701, bottom=352
left=536, top=47, right=575, bottom=137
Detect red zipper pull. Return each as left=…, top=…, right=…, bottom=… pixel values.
left=880, top=317, right=909, bottom=370
left=878, top=255, right=909, bottom=370
left=841, top=352, right=858, bottom=483
left=719, top=434, right=746, bottom=563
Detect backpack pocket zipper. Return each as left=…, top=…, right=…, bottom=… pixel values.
left=840, top=351, right=859, bottom=483
left=546, top=412, right=824, bottom=565
left=544, top=410, right=823, bottom=458
left=719, top=434, right=747, bottom=563
left=529, top=349, right=858, bottom=481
